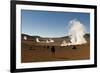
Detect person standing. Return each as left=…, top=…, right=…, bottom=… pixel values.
left=51, top=46, right=55, bottom=57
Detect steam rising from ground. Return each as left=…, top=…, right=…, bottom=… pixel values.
left=61, top=19, right=87, bottom=46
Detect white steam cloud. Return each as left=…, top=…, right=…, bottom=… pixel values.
left=68, top=19, right=87, bottom=45
left=61, top=19, right=87, bottom=46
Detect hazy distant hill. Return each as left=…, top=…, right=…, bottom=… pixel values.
left=22, top=34, right=41, bottom=40
left=21, top=33, right=90, bottom=43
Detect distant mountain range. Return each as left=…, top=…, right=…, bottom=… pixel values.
left=21, top=33, right=90, bottom=40
left=22, top=34, right=41, bottom=40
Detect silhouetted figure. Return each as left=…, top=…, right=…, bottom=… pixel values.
left=46, top=45, right=50, bottom=50
left=72, top=46, right=77, bottom=49
left=51, top=46, right=55, bottom=56
left=47, top=46, right=49, bottom=49
left=29, top=45, right=35, bottom=50
left=29, top=46, right=32, bottom=50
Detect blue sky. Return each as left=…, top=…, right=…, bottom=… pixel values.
left=21, top=10, right=90, bottom=37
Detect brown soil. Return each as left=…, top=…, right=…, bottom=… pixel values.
left=21, top=40, right=90, bottom=63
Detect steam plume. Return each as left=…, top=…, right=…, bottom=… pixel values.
left=61, top=19, right=87, bottom=46
left=68, top=19, right=87, bottom=45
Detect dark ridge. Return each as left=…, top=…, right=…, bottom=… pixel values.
left=21, top=33, right=90, bottom=40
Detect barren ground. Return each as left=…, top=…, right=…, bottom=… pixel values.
left=21, top=40, right=90, bottom=63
